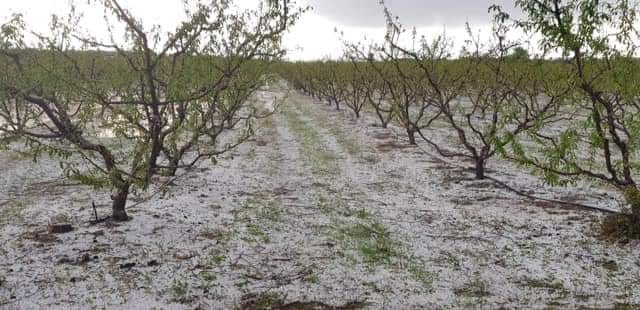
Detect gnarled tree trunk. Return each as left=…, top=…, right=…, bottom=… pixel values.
left=632, top=208, right=640, bottom=232
left=621, top=187, right=640, bottom=235
left=474, top=158, right=486, bottom=180
left=407, top=128, right=416, bottom=145
left=376, top=111, right=389, bottom=128
left=111, top=183, right=131, bottom=221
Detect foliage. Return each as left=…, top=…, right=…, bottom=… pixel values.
left=277, top=0, right=640, bottom=237
left=492, top=0, right=640, bottom=235
left=0, top=0, right=302, bottom=220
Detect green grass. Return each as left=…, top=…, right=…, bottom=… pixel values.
left=256, top=200, right=285, bottom=223
left=170, top=279, right=190, bottom=302
left=353, top=208, right=373, bottom=220
left=314, top=194, right=344, bottom=215
left=334, top=221, right=400, bottom=265
left=328, top=126, right=362, bottom=156
left=281, top=102, right=338, bottom=175
left=203, top=249, right=226, bottom=267
left=296, top=100, right=381, bottom=163
left=432, top=251, right=463, bottom=270
left=314, top=193, right=435, bottom=290
left=231, top=198, right=288, bottom=246
left=245, top=223, right=271, bottom=243
left=407, top=261, right=436, bottom=288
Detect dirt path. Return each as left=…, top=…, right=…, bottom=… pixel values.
left=0, top=89, right=639, bottom=309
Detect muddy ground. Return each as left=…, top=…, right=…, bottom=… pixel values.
left=0, top=88, right=639, bottom=309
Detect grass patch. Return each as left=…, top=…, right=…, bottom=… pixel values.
left=314, top=194, right=345, bottom=215
left=296, top=100, right=381, bottom=164
left=318, top=194, right=434, bottom=290
left=325, top=124, right=362, bottom=156
left=233, top=198, right=287, bottom=245
left=304, top=273, right=320, bottom=284
left=334, top=222, right=400, bottom=265
left=256, top=200, right=285, bottom=223
left=431, top=251, right=463, bottom=270
left=201, top=249, right=226, bottom=268
left=198, top=226, right=234, bottom=243
left=520, top=278, right=565, bottom=292
left=169, top=279, right=192, bottom=303
left=281, top=102, right=338, bottom=175
left=244, top=223, right=271, bottom=243
left=352, top=208, right=372, bottom=220
left=406, top=261, right=435, bottom=288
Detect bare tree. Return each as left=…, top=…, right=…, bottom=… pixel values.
left=342, top=62, right=368, bottom=118
left=345, top=47, right=394, bottom=127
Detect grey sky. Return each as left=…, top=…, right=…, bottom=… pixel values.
left=0, top=0, right=524, bottom=60
left=285, top=0, right=523, bottom=60
left=302, top=0, right=519, bottom=28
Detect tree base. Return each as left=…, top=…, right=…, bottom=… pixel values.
left=112, top=210, right=130, bottom=222
left=600, top=213, right=640, bottom=241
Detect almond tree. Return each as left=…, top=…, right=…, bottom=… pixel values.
left=388, top=15, right=570, bottom=180
left=282, top=61, right=322, bottom=99
left=360, top=64, right=393, bottom=128
left=0, top=0, right=299, bottom=221
left=317, top=61, right=347, bottom=111
left=342, top=62, right=368, bottom=118
left=498, top=0, right=640, bottom=232
left=344, top=44, right=394, bottom=128
left=357, top=23, right=441, bottom=145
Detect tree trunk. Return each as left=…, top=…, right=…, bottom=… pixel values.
left=381, top=119, right=389, bottom=129
left=631, top=201, right=640, bottom=233
left=167, top=159, right=179, bottom=177
left=407, top=128, right=416, bottom=145
left=147, top=117, right=162, bottom=179
left=623, top=187, right=640, bottom=235
left=632, top=208, right=640, bottom=230
left=474, top=158, right=486, bottom=180
left=111, top=183, right=130, bottom=221
left=376, top=111, right=386, bottom=128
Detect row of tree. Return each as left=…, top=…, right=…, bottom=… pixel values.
left=0, top=0, right=301, bottom=221
left=279, top=0, right=640, bottom=235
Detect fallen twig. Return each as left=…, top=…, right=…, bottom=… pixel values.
left=89, top=217, right=110, bottom=225
left=87, top=201, right=111, bottom=225
left=92, top=201, right=99, bottom=222
left=484, top=175, right=618, bottom=214
left=278, top=300, right=369, bottom=310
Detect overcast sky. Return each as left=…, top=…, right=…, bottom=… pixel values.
left=303, top=0, right=516, bottom=27
left=0, top=0, right=522, bottom=60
